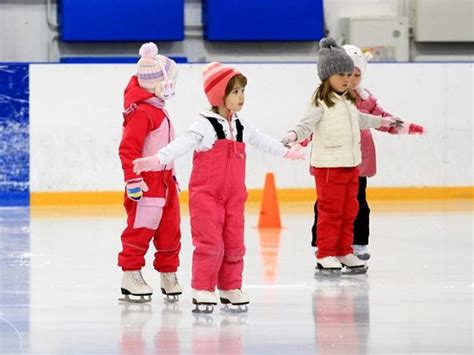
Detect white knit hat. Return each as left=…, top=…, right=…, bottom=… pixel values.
left=136, top=42, right=178, bottom=93
left=343, top=44, right=374, bottom=99
left=342, top=44, right=373, bottom=77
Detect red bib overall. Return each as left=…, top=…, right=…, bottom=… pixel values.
left=189, top=117, right=248, bottom=291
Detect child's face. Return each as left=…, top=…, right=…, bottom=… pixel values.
left=328, top=72, right=352, bottom=93
left=224, top=85, right=245, bottom=112
left=349, top=67, right=362, bottom=90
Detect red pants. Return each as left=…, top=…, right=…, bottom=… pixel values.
left=118, top=170, right=181, bottom=272
left=189, top=140, right=247, bottom=291
left=314, top=167, right=359, bottom=258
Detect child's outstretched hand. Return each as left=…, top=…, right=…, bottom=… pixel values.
left=397, top=122, right=425, bottom=135
left=133, top=156, right=161, bottom=174
left=380, top=117, right=404, bottom=129
left=281, top=131, right=297, bottom=147
left=126, top=178, right=149, bottom=201
left=284, top=144, right=305, bottom=160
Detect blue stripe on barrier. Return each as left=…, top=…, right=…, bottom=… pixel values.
left=0, top=64, right=29, bottom=206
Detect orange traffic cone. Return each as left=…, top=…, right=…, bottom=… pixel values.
left=257, top=172, right=282, bottom=229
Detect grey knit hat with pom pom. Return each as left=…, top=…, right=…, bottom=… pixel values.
left=317, top=37, right=354, bottom=81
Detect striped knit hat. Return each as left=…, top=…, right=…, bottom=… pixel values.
left=202, top=62, right=241, bottom=106
left=137, top=42, right=178, bottom=93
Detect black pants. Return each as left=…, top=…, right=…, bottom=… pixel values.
left=311, top=176, right=370, bottom=247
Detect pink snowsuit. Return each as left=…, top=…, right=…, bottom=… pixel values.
left=189, top=117, right=247, bottom=291
left=355, top=90, right=393, bottom=177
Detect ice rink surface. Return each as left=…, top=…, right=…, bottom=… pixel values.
left=0, top=201, right=472, bottom=354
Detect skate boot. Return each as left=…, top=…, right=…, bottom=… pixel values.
left=192, top=289, right=218, bottom=314
left=353, top=244, right=370, bottom=260
left=337, top=254, right=368, bottom=275
left=119, top=270, right=153, bottom=303
left=219, top=289, right=250, bottom=313
left=160, top=272, right=182, bottom=303
left=315, top=256, right=342, bottom=277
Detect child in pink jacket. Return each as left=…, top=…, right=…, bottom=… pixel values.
left=310, top=44, right=424, bottom=260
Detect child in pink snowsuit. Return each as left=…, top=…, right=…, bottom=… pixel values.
left=133, top=62, right=304, bottom=310
left=118, top=43, right=182, bottom=303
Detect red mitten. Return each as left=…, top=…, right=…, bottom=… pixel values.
left=397, top=122, right=425, bottom=135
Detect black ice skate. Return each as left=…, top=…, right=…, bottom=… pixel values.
left=118, top=270, right=153, bottom=303
left=219, top=289, right=249, bottom=313
left=192, top=290, right=218, bottom=314
left=314, top=256, right=342, bottom=277
left=160, top=272, right=182, bottom=303
left=338, top=254, right=368, bottom=275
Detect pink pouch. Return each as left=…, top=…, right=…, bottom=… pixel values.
left=134, top=197, right=166, bottom=230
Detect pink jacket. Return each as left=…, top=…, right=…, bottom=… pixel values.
left=354, top=90, right=395, bottom=177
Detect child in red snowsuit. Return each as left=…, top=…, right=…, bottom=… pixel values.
left=118, top=42, right=182, bottom=303
left=133, top=62, right=304, bottom=311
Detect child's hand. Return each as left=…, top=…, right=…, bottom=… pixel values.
left=281, top=131, right=298, bottom=147
left=380, top=117, right=404, bottom=129
left=126, top=179, right=149, bottom=201
left=396, top=122, right=426, bottom=135
left=133, top=156, right=161, bottom=174
left=284, top=145, right=305, bottom=160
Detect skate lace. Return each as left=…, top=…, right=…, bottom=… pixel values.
left=132, top=271, right=147, bottom=286
left=163, top=272, right=178, bottom=285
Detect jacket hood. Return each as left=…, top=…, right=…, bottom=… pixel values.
left=123, top=76, right=155, bottom=109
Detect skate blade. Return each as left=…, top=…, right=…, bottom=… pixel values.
left=118, top=294, right=152, bottom=304
left=192, top=304, right=215, bottom=314
left=163, top=294, right=179, bottom=303
left=161, top=288, right=182, bottom=303
left=314, top=267, right=341, bottom=278
left=220, top=304, right=249, bottom=314
left=341, top=265, right=368, bottom=275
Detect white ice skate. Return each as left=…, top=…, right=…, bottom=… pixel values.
left=315, top=256, right=342, bottom=277
left=160, top=272, right=182, bottom=303
left=353, top=244, right=370, bottom=260
left=219, top=289, right=249, bottom=313
left=192, top=289, right=218, bottom=314
left=337, top=254, right=368, bottom=275
left=119, top=270, right=153, bottom=303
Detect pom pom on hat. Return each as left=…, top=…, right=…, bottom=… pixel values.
left=136, top=42, right=178, bottom=94
left=139, top=42, right=158, bottom=58
left=317, top=37, right=354, bottom=81
left=202, top=62, right=241, bottom=106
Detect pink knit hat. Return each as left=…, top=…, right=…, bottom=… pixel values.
left=202, top=62, right=241, bottom=106
left=137, top=42, right=178, bottom=93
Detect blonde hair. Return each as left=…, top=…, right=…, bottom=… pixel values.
left=311, top=79, right=355, bottom=108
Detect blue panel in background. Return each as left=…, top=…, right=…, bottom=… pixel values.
left=203, top=0, right=324, bottom=41
left=0, top=65, right=29, bottom=207
left=59, top=0, right=184, bottom=42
